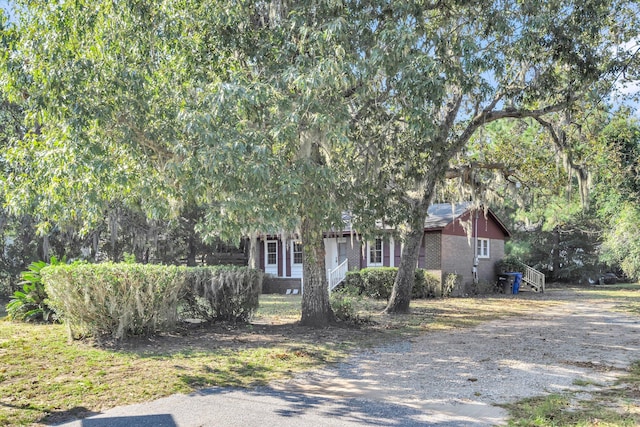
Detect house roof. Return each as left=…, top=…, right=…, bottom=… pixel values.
left=337, top=202, right=510, bottom=237
left=424, top=202, right=473, bottom=230
left=424, top=202, right=511, bottom=237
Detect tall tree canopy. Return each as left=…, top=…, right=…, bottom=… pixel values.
left=1, top=1, right=639, bottom=323
left=340, top=0, right=639, bottom=312
left=454, top=106, right=640, bottom=282
left=2, top=1, right=358, bottom=326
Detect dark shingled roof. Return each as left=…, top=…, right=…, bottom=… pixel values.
left=338, top=201, right=510, bottom=237
left=424, top=202, right=473, bottom=230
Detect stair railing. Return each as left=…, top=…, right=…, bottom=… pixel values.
left=522, top=264, right=545, bottom=292
left=328, top=259, right=349, bottom=292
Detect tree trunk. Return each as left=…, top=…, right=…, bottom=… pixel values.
left=385, top=159, right=443, bottom=314
left=552, top=225, right=561, bottom=281
left=248, top=232, right=259, bottom=269
left=92, top=231, right=100, bottom=261
left=186, top=234, right=197, bottom=266
left=109, top=208, right=119, bottom=261
left=41, top=234, right=51, bottom=262
left=385, top=224, right=425, bottom=313
left=300, top=216, right=334, bottom=327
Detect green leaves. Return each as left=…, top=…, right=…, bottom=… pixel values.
left=41, top=263, right=263, bottom=339
left=2, top=0, right=637, bottom=235
left=6, top=257, right=63, bottom=322
left=601, top=202, right=640, bottom=280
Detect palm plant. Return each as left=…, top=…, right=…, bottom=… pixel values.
left=6, top=256, right=63, bottom=322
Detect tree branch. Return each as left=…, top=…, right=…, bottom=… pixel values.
left=445, top=162, right=516, bottom=180
left=453, top=95, right=580, bottom=161
left=476, top=97, right=579, bottom=124
left=534, top=116, right=564, bottom=149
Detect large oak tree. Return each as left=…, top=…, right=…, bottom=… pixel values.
left=2, top=1, right=359, bottom=326
left=340, top=0, right=639, bottom=313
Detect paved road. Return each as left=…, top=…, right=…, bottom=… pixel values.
left=55, top=384, right=494, bottom=427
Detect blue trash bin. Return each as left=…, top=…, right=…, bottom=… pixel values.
left=506, top=272, right=523, bottom=294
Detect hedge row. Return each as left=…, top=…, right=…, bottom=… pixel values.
left=41, top=264, right=263, bottom=340
left=342, top=267, right=446, bottom=300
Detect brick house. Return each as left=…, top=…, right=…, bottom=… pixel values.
left=260, top=203, right=511, bottom=293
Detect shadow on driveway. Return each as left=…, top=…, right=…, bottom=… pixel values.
left=56, top=385, right=474, bottom=427
left=81, top=414, right=176, bottom=427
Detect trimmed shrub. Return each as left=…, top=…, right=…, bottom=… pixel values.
left=42, top=263, right=263, bottom=340
left=342, top=270, right=365, bottom=293
left=413, top=269, right=443, bottom=298
left=43, top=263, right=186, bottom=339
left=182, top=266, right=263, bottom=323
left=344, top=268, right=444, bottom=300
left=360, top=267, right=397, bottom=299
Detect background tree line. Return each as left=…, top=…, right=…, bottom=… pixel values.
left=448, top=105, right=640, bottom=283
left=0, top=201, right=249, bottom=295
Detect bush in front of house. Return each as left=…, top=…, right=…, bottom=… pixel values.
left=495, top=255, right=524, bottom=275
left=359, top=267, right=397, bottom=299
left=42, top=263, right=263, bottom=340
left=42, top=263, right=186, bottom=340
left=342, top=270, right=364, bottom=293
left=475, top=280, right=497, bottom=295
left=330, top=283, right=368, bottom=323
left=414, top=269, right=445, bottom=298
left=344, top=267, right=444, bottom=300
left=182, top=266, right=263, bottom=323
left=443, top=272, right=463, bottom=296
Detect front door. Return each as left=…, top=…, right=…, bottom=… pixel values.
left=337, top=241, right=347, bottom=264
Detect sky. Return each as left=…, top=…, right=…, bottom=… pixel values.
left=0, top=0, right=11, bottom=17
left=0, top=1, right=14, bottom=28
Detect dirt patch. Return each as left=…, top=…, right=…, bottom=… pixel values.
left=93, top=319, right=385, bottom=357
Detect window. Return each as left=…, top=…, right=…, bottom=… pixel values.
left=267, top=241, right=277, bottom=265
left=292, top=241, right=303, bottom=264
left=337, top=241, right=347, bottom=264
left=368, top=238, right=383, bottom=266
left=476, top=238, right=490, bottom=258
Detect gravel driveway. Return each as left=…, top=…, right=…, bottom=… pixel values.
left=271, top=289, right=640, bottom=425
left=58, top=289, right=640, bottom=426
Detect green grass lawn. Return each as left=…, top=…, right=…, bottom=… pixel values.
left=1, top=288, right=639, bottom=426
left=0, top=296, right=343, bottom=426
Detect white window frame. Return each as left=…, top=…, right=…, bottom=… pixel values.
left=292, top=241, right=303, bottom=265
left=476, top=238, right=490, bottom=259
left=368, top=238, right=383, bottom=267
left=266, top=240, right=278, bottom=266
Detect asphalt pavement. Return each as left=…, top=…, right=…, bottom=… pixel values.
left=54, top=385, right=489, bottom=427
